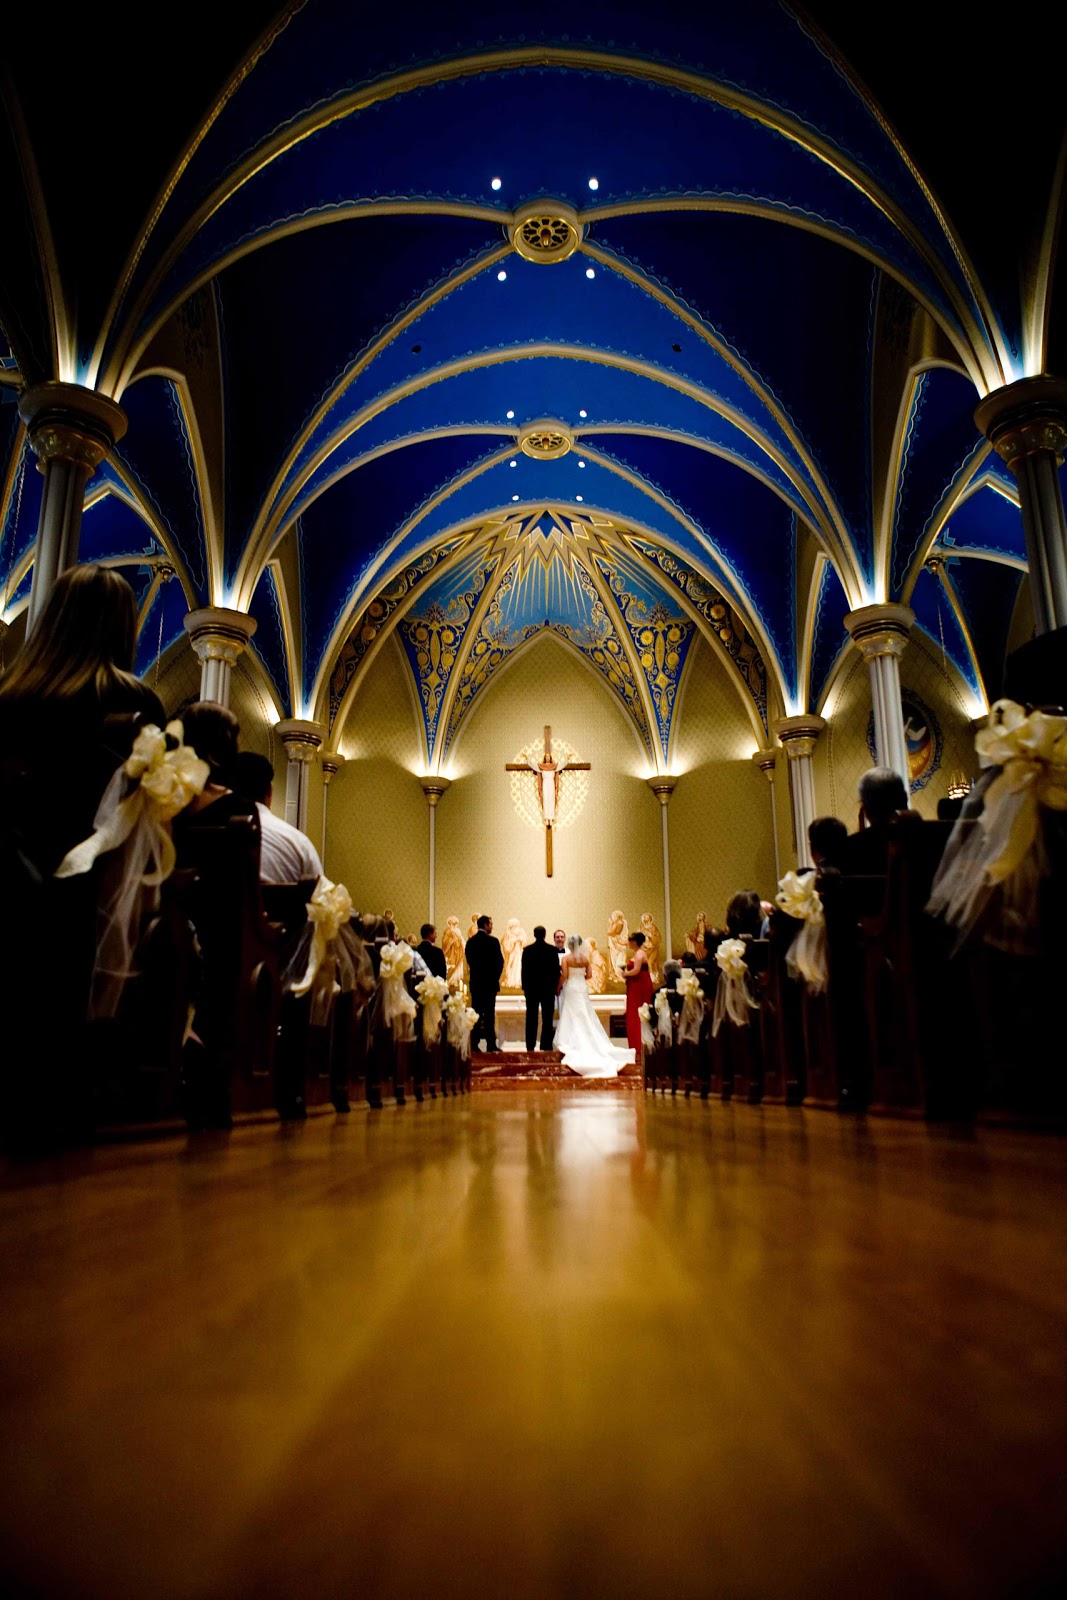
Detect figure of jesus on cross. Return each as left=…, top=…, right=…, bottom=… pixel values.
left=505, top=725, right=590, bottom=877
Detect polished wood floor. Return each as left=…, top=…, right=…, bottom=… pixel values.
left=0, top=1096, right=1064, bottom=1600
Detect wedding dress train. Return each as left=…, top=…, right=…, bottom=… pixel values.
left=555, top=971, right=634, bottom=1078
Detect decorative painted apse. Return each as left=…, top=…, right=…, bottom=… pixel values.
left=1, top=0, right=1057, bottom=931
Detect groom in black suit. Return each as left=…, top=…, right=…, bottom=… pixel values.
left=521, top=925, right=561, bottom=1051
left=465, top=914, right=504, bottom=1052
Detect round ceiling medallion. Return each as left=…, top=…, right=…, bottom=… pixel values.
left=509, top=201, right=583, bottom=264
left=520, top=423, right=573, bottom=460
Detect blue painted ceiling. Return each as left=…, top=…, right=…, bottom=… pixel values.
left=1, top=0, right=1054, bottom=746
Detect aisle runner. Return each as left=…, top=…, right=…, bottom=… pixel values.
left=471, top=1052, right=641, bottom=1091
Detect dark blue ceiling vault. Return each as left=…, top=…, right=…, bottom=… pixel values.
left=2, top=0, right=1059, bottom=740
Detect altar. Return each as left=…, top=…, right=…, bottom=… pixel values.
left=493, top=992, right=627, bottom=1049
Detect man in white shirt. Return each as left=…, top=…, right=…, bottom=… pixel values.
left=233, top=752, right=323, bottom=884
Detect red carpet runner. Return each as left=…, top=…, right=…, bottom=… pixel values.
left=471, top=1052, right=642, bottom=1091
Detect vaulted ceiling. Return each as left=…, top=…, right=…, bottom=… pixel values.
left=1, top=0, right=1061, bottom=754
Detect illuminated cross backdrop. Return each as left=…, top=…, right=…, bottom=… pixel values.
left=506, top=726, right=590, bottom=878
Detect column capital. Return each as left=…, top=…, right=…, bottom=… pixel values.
left=844, top=602, right=914, bottom=661
left=772, top=715, right=826, bottom=760
left=419, top=775, right=451, bottom=807
left=751, top=748, right=777, bottom=781
left=320, top=749, right=346, bottom=785
left=276, top=718, right=326, bottom=763
left=974, top=375, right=1067, bottom=469
left=646, top=775, right=678, bottom=806
left=18, top=381, right=127, bottom=472
left=183, top=606, right=257, bottom=667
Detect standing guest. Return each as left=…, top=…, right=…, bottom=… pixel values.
left=521, top=926, right=560, bottom=1051
left=232, top=751, right=322, bottom=884
left=0, top=565, right=164, bottom=1146
left=465, top=914, right=504, bottom=1052
left=624, top=930, right=653, bottom=1054
left=839, top=767, right=917, bottom=874
left=725, top=890, right=764, bottom=941
left=416, top=923, right=447, bottom=981
left=809, top=815, right=848, bottom=873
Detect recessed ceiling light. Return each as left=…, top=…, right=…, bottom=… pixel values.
left=491, top=177, right=502, bottom=190
left=579, top=409, right=588, bottom=418
left=588, top=177, right=599, bottom=191
left=512, top=494, right=519, bottom=501
left=585, top=267, right=595, bottom=279
left=506, top=410, right=515, bottom=419
left=497, top=270, right=507, bottom=281
left=576, top=494, right=584, bottom=501
left=509, top=459, right=517, bottom=467
left=578, top=460, right=586, bottom=467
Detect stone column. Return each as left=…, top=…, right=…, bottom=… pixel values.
left=183, top=607, right=257, bottom=706
left=844, top=603, right=914, bottom=785
left=275, top=719, right=326, bottom=836
left=974, top=375, right=1067, bottom=635
left=320, top=749, right=345, bottom=871
left=419, top=777, right=451, bottom=926
left=18, top=382, right=128, bottom=630
left=646, top=777, right=678, bottom=959
left=772, top=716, right=826, bottom=869
left=751, top=747, right=780, bottom=884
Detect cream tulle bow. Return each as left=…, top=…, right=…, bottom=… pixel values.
left=416, top=973, right=450, bottom=1047
left=712, top=937, right=758, bottom=1034
left=677, top=969, right=705, bottom=1045
left=637, top=1001, right=656, bottom=1055
left=776, top=870, right=829, bottom=994
left=444, top=991, right=479, bottom=1058
left=54, top=721, right=209, bottom=1020
left=928, top=699, right=1067, bottom=949
left=379, top=941, right=417, bottom=1041
left=290, top=876, right=353, bottom=1005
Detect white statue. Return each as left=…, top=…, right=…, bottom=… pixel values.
left=641, top=911, right=662, bottom=983
left=587, top=938, right=609, bottom=994
left=442, top=916, right=465, bottom=990
left=607, top=909, right=630, bottom=986
left=502, top=918, right=526, bottom=989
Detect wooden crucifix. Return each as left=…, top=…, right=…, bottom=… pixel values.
left=505, top=725, right=590, bottom=877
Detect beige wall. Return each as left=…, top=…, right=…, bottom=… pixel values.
left=816, top=631, right=979, bottom=824
left=669, top=636, right=780, bottom=941
left=327, top=633, right=429, bottom=933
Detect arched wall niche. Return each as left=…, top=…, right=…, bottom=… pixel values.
left=325, top=626, right=778, bottom=952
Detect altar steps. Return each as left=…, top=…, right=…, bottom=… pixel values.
left=471, top=1052, right=641, bottom=1091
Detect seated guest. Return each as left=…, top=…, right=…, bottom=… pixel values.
left=232, top=751, right=322, bottom=884
left=725, top=890, right=763, bottom=941
left=172, top=704, right=253, bottom=841
left=0, top=565, right=164, bottom=1145
left=416, top=923, right=447, bottom=980
left=839, top=767, right=918, bottom=874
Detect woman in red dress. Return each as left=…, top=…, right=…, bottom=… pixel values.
left=624, top=931, right=654, bottom=1053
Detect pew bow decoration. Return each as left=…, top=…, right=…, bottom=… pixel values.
left=54, top=721, right=209, bottom=1019
left=775, top=870, right=829, bottom=994
left=637, top=1001, right=656, bottom=1056
left=676, top=968, right=705, bottom=1045
left=416, top=973, right=450, bottom=1048
left=654, top=987, right=674, bottom=1044
left=444, top=991, right=479, bottom=1059
left=285, top=877, right=373, bottom=1024
left=927, top=699, right=1067, bottom=950
left=712, top=937, right=758, bottom=1034
left=378, top=941, right=417, bottom=1041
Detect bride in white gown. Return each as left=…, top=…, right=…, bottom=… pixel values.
left=555, top=934, right=635, bottom=1078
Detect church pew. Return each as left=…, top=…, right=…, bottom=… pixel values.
left=860, top=820, right=966, bottom=1120
left=801, top=873, right=883, bottom=1111
left=759, top=914, right=806, bottom=1105
left=89, top=867, right=200, bottom=1129
left=174, top=816, right=282, bottom=1125
left=263, top=880, right=321, bottom=1120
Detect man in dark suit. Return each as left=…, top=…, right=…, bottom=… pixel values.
left=416, top=922, right=447, bottom=980
left=839, top=766, right=917, bottom=876
left=521, top=925, right=561, bottom=1051
left=465, top=914, right=504, bottom=1052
